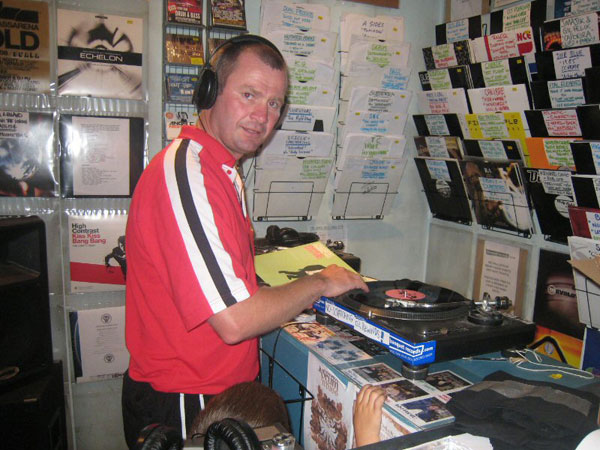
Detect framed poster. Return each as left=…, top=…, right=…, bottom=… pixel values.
left=59, top=115, right=145, bottom=197
left=0, top=111, right=57, bottom=197
left=57, top=9, right=144, bottom=99
left=0, top=0, right=50, bottom=93
left=210, top=0, right=247, bottom=29
left=68, top=212, right=128, bottom=293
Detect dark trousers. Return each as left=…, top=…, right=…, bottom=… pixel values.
left=121, top=370, right=212, bottom=449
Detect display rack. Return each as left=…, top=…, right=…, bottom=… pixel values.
left=161, top=0, right=247, bottom=147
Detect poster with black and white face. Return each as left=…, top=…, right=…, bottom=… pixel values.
left=0, top=0, right=50, bottom=93
left=57, top=9, right=143, bottom=99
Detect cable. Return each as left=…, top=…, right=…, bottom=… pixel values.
left=267, top=322, right=302, bottom=388
left=512, top=349, right=596, bottom=380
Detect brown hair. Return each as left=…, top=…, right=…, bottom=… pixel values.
left=189, top=381, right=291, bottom=438
left=214, top=40, right=288, bottom=95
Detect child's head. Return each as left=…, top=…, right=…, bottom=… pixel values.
left=190, top=381, right=291, bottom=438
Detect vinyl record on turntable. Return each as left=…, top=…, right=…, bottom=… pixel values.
left=338, top=279, right=472, bottom=321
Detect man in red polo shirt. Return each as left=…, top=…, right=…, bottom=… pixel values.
left=122, top=35, right=367, bottom=448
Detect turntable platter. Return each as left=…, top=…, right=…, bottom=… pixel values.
left=338, top=279, right=471, bottom=320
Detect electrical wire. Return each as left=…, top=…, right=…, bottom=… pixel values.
left=511, top=349, right=596, bottom=380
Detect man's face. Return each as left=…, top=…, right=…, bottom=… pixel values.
left=206, top=50, right=287, bottom=160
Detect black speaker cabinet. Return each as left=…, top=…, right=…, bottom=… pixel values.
left=0, top=361, right=67, bottom=450
left=0, top=216, right=53, bottom=390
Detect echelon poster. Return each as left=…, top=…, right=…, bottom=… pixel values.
left=57, top=9, right=143, bottom=99
left=0, top=0, right=50, bottom=93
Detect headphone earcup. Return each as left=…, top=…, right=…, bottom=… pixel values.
left=266, top=225, right=282, bottom=245
left=204, top=418, right=260, bottom=450
left=194, top=66, right=218, bottom=111
left=134, top=424, right=183, bottom=450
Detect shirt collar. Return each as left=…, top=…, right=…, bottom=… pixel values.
left=178, top=125, right=236, bottom=168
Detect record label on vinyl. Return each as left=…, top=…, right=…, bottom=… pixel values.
left=386, top=289, right=427, bottom=301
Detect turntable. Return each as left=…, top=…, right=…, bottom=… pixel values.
left=314, top=279, right=536, bottom=379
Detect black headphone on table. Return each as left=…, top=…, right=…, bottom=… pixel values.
left=192, top=34, right=285, bottom=112
left=135, top=419, right=260, bottom=450
left=134, top=424, right=183, bottom=450
left=265, top=225, right=320, bottom=247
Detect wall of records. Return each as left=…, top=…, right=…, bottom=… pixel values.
left=416, top=0, right=600, bottom=374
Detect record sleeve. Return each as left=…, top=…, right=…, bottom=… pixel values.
left=523, top=167, right=575, bottom=243
left=568, top=205, right=600, bottom=239
left=583, top=66, right=600, bottom=104
left=535, top=44, right=600, bottom=80
left=577, top=104, right=600, bottom=140
left=418, top=66, right=472, bottom=91
left=533, top=249, right=584, bottom=367
left=525, top=108, right=583, bottom=137
left=467, top=83, right=531, bottom=114
left=0, top=0, right=50, bottom=94
left=210, top=0, right=246, bottom=29
left=164, top=109, right=198, bottom=140
left=166, top=73, right=198, bottom=103
left=412, top=114, right=464, bottom=138
left=416, top=88, right=471, bottom=115
left=435, top=15, right=482, bottom=45
left=69, top=306, right=128, bottom=383
left=570, top=141, right=600, bottom=174
left=165, top=33, right=204, bottom=65
left=57, top=9, right=143, bottom=99
left=468, top=56, right=528, bottom=88
left=459, top=158, right=533, bottom=236
left=572, top=173, right=600, bottom=208
left=568, top=236, right=600, bottom=332
left=462, top=139, right=523, bottom=161
left=0, top=111, right=57, bottom=197
left=542, top=12, right=600, bottom=51
left=414, top=136, right=463, bottom=159
left=68, top=212, right=128, bottom=293
left=422, top=41, right=472, bottom=70
left=463, top=113, right=528, bottom=158
left=59, top=115, right=145, bottom=197
left=526, top=137, right=578, bottom=170
left=260, top=2, right=330, bottom=33
left=530, top=78, right=587, bottom=110
left=414, top=157, right=472, bottom=225
left=469, top=27, right=536, bottom=63
left=489, top=0, right=546, bottom=49
left=166, top=0, right=202, bottom=26
left=207, top=37, right=228, bottom=54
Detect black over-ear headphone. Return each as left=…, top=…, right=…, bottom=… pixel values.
left=193, top=34, right=285, bottom=112
left=134, top=419, right=260, bottom=450
left=134, top=424, right=183, bottom=450
left=204, top=418, right=260, bottom=450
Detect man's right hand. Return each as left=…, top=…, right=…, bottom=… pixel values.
left=314, top=264, right=369, bottom=298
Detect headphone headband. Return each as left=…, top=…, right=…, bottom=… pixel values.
left=208, top=34, right=283, bottom=64
left=193, top=34, right=284, bottom=112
